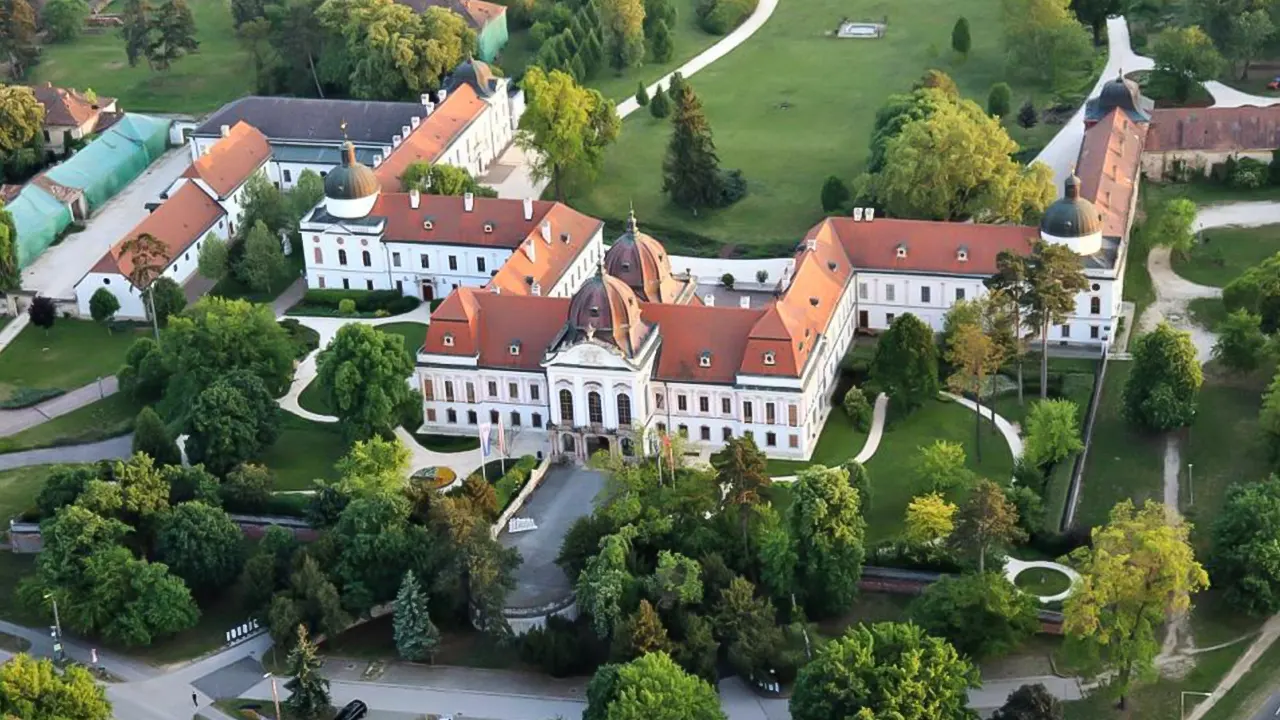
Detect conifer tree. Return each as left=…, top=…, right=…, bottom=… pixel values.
left=951, top=17, right=971, bottom=58
left=120, top=0, right=151, bottom=67
left=661, top=78, right=724, bottom=211
left=648, top=18, right=673, bottom=62
left=146, top=0, right=198, bottom=71
left=132, top=406, right=181, bottom=466
left=649, top=82, right=670, bottom=118
left=635, top=80, right=649, bottom=106
left=284, top=625, right=331, bottom=720
left=611, top=599, right=672, bottom=661
left=393, top=570, right=441, bottom=663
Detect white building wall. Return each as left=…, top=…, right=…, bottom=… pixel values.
left=547, top=230, right=605, bottom=298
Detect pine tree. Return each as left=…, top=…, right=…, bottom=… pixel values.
left=649, top=83, right=670, bottom=118
left=132, top=406, right=181, bottom=466
left=284, top=625, right=331, bottom=720
left=146, top=0, right=198, bottom=71
left=393, top=570, right=441, bottom=663
left=119, top=0, right=151, bottom=67
left=662, top=78, right=724, bottom=211
left=611, top=599, right=671, bottom=661
left=635, top=81, right=649, bottom=106
left=951, top=17, right=971, bottom=58
left=570, top=53, right=587, bottom=82
left=648, top=18, right=673, bottom=62
left=1017, top=99, right=1038, bottom=129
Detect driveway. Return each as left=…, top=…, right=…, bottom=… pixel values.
left=20, top=148, right=191, bottom=298
left=499, top=466, right=605, bottom=609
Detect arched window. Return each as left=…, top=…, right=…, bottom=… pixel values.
left=362, top=250, right=372, bottom=267
left=313, top=247, right=323, bottom=264
left=617, top=393, right=632, bottom=426
left=588, top=391, right=603, bottom=424
left=338, top=248, right=348, bottom=266
left=1090, top=296, right=1101, bottom=314
left=559, top=389, right=575, bottom=426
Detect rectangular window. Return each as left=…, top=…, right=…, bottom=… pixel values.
left=788, top=404, right=798, bottom=426
left=722, top=427, right=732, bottom=441
left=510, top=411, right=521, bottom=426
left=467, top=410, right=477, bottom=424
left=886, top=285, right=896, bottom=302
left=1061, top=324, right=1071, bottom=338
left=284, top=169, right=292, bottom=183
left=446, top=409, right=457, bottom=423
left=426, top=408, right=436, bottom=422
left=531, top=385, right=540, bottom=401
left=699, top=396, right=709, bottom=413
left=423, top=379, right=434, bottom=401
left=655, top=393, right=665, bottom=410
left=477, top=257, right=486, bottom=273
left=789, top=434, right=799, bottom=448
left=955, top=288, right=965, bottom=301
left=487, top=381, right=498, bottom=398
left=678, top=425, right=689, bottom=438
left=366, top=279, right=374, bottom=290
left=532, top=413, right=543, bottom=428
left=766, top=403, right=776, bottom=425
left=886, top=313, right=895, bottom=324
left=448, top=255, right=458, bottom=271
left=392, top=252, right=401, bottom=267
left=509, top=382, right=519, bottom=400
left=342, top=278, right=350, bottom=290
left=721, top=397, right=731, bottom=415
left=318, top=276, right=326, bottom=288
left=444, top=381, right=455, bottom=402
left=921, top=286, right=931, bottom=303
left=490, top=410, right=499, bottom=424
left=766, top=432, right=777, bottom=447
left=677, top=395, right=688, bottom=412
left=744, top=401, right=753, bottom=423
left=700, top=426, right=711, bottom=441
left=466, top=383, right=475, bottom=403
left=420, top=254, right=429, bottom=269
left=858, top=283, right=868, bottom=300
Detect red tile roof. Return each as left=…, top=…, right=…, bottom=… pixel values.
left=488, top=204, right=604, bottom=295
left=376, top=193, right=600, bottom=257
left=1076, top=109, right=1146, bottom=239
left=30, top=82, right=114, bottom=127
left=396, top=0, right=505, bottom=27
left=373, top=84, right=488, bottom=192
left=823, top=217, right=1039, bottom=275
left=644, top=304, right=766, bottom=383
left=184, top=121, right=272, bottom=198
left=1146, top=105, right=1280, bottom=153
left=92, top=182, right=225, bottom=280
left=423, top=288, right=569, bottom=370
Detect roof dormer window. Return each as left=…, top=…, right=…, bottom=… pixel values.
left=510, top=341, right=521, bottom=356
left=957, top=246, right=968, bottom=262
left=763, top=351, right=776, bottom=366
left=896, top=243, right=907, bottom=259
left=483, top=222, right=494, bottom=233
left=699, top=351, right=712, bottom=368
left=442, top=333, right=454, bottom=347
left=422, top=219, right=434, bottom=230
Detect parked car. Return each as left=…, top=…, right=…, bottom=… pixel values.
left=333, top=699, right=368, bottom=720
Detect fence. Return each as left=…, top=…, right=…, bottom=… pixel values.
left=1059, top=349, right=1112, bottom=532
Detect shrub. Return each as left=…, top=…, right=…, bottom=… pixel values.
left=520, top=615, right=603, bottom=677
left=696, top=0, right=755, bottom=34
left=987, top=82, right=1012, bottom=117
left=1017, top=100, right=1038, bottom=128
left=842, top=386, right=873, bottom=431
left=296, top=289, right=421, bottom=317
left=222, top=463, right=274, bottom=512
left=720, top=273, right=735, bottom=289
left=1231, top=157, right=1268, bottom=189
left=755, top=269, right=769, bottom=284
left=635, top=81, right=650, bottom=106
left=821, top=175, right=851, bottom=213
left=719, top=168, right=748, bottom=206
left=338, top=298, right=357, bottom=315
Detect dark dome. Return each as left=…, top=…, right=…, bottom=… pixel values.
left=1041, top=175, right=1103, bottom=238
left=448, top=58, right=498, bottom=98
left=324, top=142, right=380, bottom=200
left=567, top=269, right=650, bottom=357
left=604, top=211, right=681, bottom=303
left=1098, top=74, right=1141, bottom=115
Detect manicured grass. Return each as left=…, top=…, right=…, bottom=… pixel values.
left=1199, top=630, right=1280, bottom=720
left=1075, top=362, right=1164, bottom=530
left=0, top=465, right=73, bottom=523
left=296, top=378, right=333, bottom=417
left=212, top=252, right=305, bottom=304
left=816, top=592, right=913, bottom=637
left=258, top=415, right=348, bottom=491
left=377, top=322, right=429, bottom=354
left=1143, top=180, right=1280, bottom=208
left=414, top=433, right=480, bottom=452
left=0, top=553, right=42, bottom=627
left=1125, top=224, right=1156, bottom=331
left=30, top=0, right=253, bottom=113
left=0, top=320, right=147, bottom=403
left=765, top=407, right=869, bottom=475
left=1174, top=224, right=1280, bottom=288
left=568, top=0, right=1096, bottom=251
left=861, top=397, right=1015, bottom=543
left=0, top=394, right=140, bottom=454
left=1188, top=297, right=1229, bottom=332
left=1012, top=567, right=1072, bottom=596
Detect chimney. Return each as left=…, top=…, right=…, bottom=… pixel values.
left=704, top=294, right=715, bottom=306
left=392, top=134, right=403, bottom=147
left=804, top=237, right=817, bottom=251
left=491, top=285, right=500, bottom=294
left=540, top=220, right=552, bottom=243
left=522, top=197, right=533, bottom=221
left=532, top=281, right=542, bottom=296
left=524, top=238, right=536, bottom=262
left=437, top=89, right=448, bottom=103
left=739, top=296, right=751, bottom=309
left=401, top=125, right=411, bottom=137
left=865, top=208, right=875, bottom=221
left=853, top=208, right=864, bottom=221
left=463, top=192, right=474, bottom=212
left=411, top=116, right=421, bottom=129
left=220, top=124, right=231, bottom=137
left=420, top=93, right=431, bottom=106
left=425, top=101, right=436, bottom=114
left=410, top=188, right=420, bottom=209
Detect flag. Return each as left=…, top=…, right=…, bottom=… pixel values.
left=496, top=415, right=508, bottom=456
left=478, top=421, right=492, bottom=457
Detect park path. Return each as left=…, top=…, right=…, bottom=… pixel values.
left=769, top=392, right=887, bottom=483
left=0, top=377, right=118, bottom=438
left=0, top=435, right=132, bottom=471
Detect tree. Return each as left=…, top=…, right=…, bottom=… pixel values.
left=105, top=452, right=172, bottom=524
left=1022, top=399, right=1083, bottom=468
left=634, top=81, right=649, bottom=106
left=42, top=0, right=88, bottom=42
left=35, top=465, right=99, bottom=517
left=1002, top=0, right=1093, bottom=89
left=316, top=323, right=415, bottom=441
left=662, top=78, right=729, bottom=212
left=1211, top=475, right=1280, bottom=614
left=393, top=570, right=441, bottom=662
left=0, top=199, right=18, bottom=290
left=1064, top=500, right=1208, bottom=708
left=991, top=683, right=1065, bottom=720
left=649, top=82, right=670, bottom=118
left=238, top=220, right=286, bottom=293
left=951, top=17, right=971, bottom=57
left=150, top=276, right=186, bottom=327
left=0, top=653, right=111, bottom=720
left=904, top=492, right=957, bottom=545
left=284, top=624, right=331, bottom=720
left=586, top=652, right=725, bottom=720
left=153, top=501, right=246, bottom=596
left=1227, top=10, right=1274, bottom=80
left=820, top=175, right=850, bottom=213
left=1148, top=197, right=1197, bottom=256
left=1025, top=241, right=1088, bottom=398
left=398, top=161, right=496, bottom=197
left=790, top=622, right=979, bottom=720
left=648, top=550, right=702, bottom=610
left=146, top=0, right=199, bottom=70
left=118, top=231, right=170, bottom=339
left=947, top=321, right=1005, bottom=461
left=89, top=287, right=120, bottom=329
left=988, top=82, right=1013, bottom=117
left=1017, top=99, right=1038, bottom=128
left=163, top=464, right=221, bottom=506
left=1123, top=322, right=1202, bottom=432
left=333, top=435, right=410, bottom=497
left=1069, top=0, right=1119, bottom=45
left=120, top=0, right=151, bottom=67
left=577, top=526, right=637, bottom=637
left=1151, top=26, right=1224, bottom=104
left=909, top=572, right=1040, bottom=659
left=841, top=386, right=872, bottom=431
left=870, top=313, right=939, bottom=414
left=787, top=465, right=866, bottom=616
left=914, top=440, right=974, bottom=493
left=915, top=68, right=960, bottom=97
left=648, top=18, right=672, bottom=61
left=290, top=169, right=325, bottom=215
left=197, top=232, right=229, bottom=281
left=28, top=295, right=55, bottom=331
left=711, top=435, right=770, bottom=548
left=987, top=251, right=1033, bottom=402
left=599, top=0, right=645, bottom=70
left=0, top=0, right=39, bottom=78
left=132, top=405, right=180, bottom=466
left=952, top=479, right=1025, bottom=573
left=222, top=462, right=272, bottom=510
left=612, top=599, right=672, bottom=660
left=1213, top=309, right=1267, bottom=372
left=517, top=66, right=620, bottom=201
left=186, top=371, right=281, bottom=475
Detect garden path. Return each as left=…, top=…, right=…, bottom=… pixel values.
left=0, top=434, right=132, bottom=470
left=941, top=392, right=1024, bottom=460
left=769, top=392, right=887, bottom=482
left=0, top=376, right=118, bottom=437
left=1201, top=81, right=1280, bottom=108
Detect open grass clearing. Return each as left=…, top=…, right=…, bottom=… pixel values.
left=296, top=377, right=333, bottom=417
left=1075, top=361, right=1164, bottom=530
left=377, top=322, right=429, bottom=354
left=1198, top=629, right=1280, bottom=720
left=259, top=415, right=347, bottom=491
left=0, top=465, right=79, bottom=525
left=765, top=405, right=868, bottom=476
left=0, top=320, right=146, bottom=403
left=568, top=0, right=1095, bottom=252
left=0, top=393, right=140, bottom=454
left=31, top=0, right=253, bottom=113
left=1173, top=223, right=1280, bottom=288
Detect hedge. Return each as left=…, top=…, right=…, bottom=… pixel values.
left=290, top=289, right=420, bottom=317
left=489, top=455, right=540, bottom=510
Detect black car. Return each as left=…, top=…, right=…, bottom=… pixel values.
left=333, top=699, right=368, bottom=720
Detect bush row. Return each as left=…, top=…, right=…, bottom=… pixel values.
left=493, top=455, right=541, bottom=509
left=695, top=0, right=757, bottom=34
left=292, top=289, right=420, bottom=317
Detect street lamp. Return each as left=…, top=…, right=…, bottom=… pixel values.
left=1181, top=690, right=1212, bottom=719
left=264, top=673, right=282, bottom=720
left=43, top=593, right=64, bottom=664
left=1188, top=463, right=1195, bottom=507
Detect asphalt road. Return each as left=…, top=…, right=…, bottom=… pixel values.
left=1252, top=692, right=1280, bottom=720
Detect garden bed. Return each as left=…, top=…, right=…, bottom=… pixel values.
left=1012, top=567, right=1071, bottom=596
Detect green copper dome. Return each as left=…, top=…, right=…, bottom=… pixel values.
left=324, top=142, right=380, bottom=201
left=1040, top=175, right=1103, bottom=238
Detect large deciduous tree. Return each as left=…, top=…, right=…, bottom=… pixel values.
left=120, top=0, right=152, bottom=67
left=869, top=313, right=939, bottom=414
left=185, top=370, right=281, bottom=475
left=0, top=653, right=111, bottom=720
left=711, top=435, right=771, bottom=549
left=239, top=220, right=287, bottom=293
left=991, top=683, right=1065, bottom=720
left=1064, top=500, right=1208, bottom=708
left=909, top=572, right=1040, bottom=659
left=1224, top=252, right=1280, bottom=332
left=1025, top=241, right=1088, bottom=398
left=517, top=66, right=619, bottom=201
left=1122, top=322, right=1202, bottom=431
left=1068, top=0, right=1119, bottom=45
left=790, top=622, right=979, bottom=720
left=1227, top=10, right=1274, bottom=80
left=577, top=525, right=638, bottom=637
left=952, top=479, right=1025, bottom=573
left=947, top=321, right=1006, bottom=461
left=987, top=251, right=1033, bottom=403
left=41, top=0, right=88, bottom=42
left=1211, top=475, right=1280, bottom=614
left=197, top=232, right=229, bottom=281
left=586, top=652, right=725, bottom=720
left=153, top=501, right=246, bottom=596
left=914, top=440, right=974, bottom=493
left=316, top=323, right=415, bottom=441
left=0, top=0, right=40, bottom=78
left=1212, top=309, right=1268, bottom=373
left=1002, top=0, right=1093, bottom=89
left=1151, top=26, right=1224, bottom=104
left=399, top=161, right=496, bottom=197
left=785, top=465, right=866, bottom=616
left=598, top=0, right=645, bottom=70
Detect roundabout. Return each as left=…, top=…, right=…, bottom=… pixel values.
left=1004, top=557, right=1080, bottom=604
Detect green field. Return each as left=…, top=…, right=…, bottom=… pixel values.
left=1075, top=362, right=1165, bottom=529
left=765, top=406, right=869, bottom=475
left=1174, top=223, right=1280, bottom=288
left=568, top=0, right=1087, bottom=252
left=0, top=394, right=139, bottom=454
left=31, top=0, right=253, bottom=113
left=259, top=415, right=347, bottom=491
left=377, top=322, right=429, bottom=354
left=0, top=320, right=146, bottom=404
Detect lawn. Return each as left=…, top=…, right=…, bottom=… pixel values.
left=296, top=378, right=333, bottom=417
left=765, top=406, right=869, bottom=475
left=1173, top=223, right=1280, bottom=288
left=30, top=0, right=252, bottom=113
left=861, top=397, right=1015, bottom=543
left=1188, top=297, right=1229, bottom=332
left=378, top=322, right=429, bottom=354
left=211, top=251, right=305, bottom=304
left=567, top=0, right=1096, bottom=253
left=1200, top=632, right=1280, bottom=720
left=1075, top=362, right=1165, bottom=530
left=0, top=465, right=74, bottom=523
left=0, top=320, right=146, bottom=404
left=0, top=393, right=140, bottom=454
left=258, top=415, right=348, bottom=491
left=1012, top=567, right=1072, bottom=596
